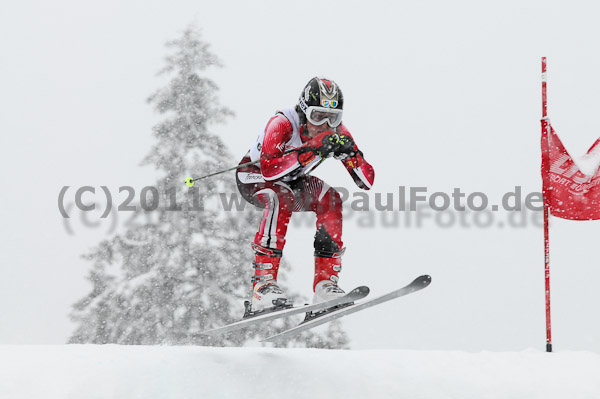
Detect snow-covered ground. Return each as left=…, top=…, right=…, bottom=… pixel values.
left=1, top=345, right=599, bottom=399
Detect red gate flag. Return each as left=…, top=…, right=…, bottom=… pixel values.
left=541, top=119, right=600, bottom=220
left=539, top=57, right=600, bottom=353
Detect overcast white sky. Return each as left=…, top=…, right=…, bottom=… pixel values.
left=1, top=0, right=599, bottom=351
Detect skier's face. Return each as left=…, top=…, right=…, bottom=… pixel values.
left=306, top=120, right=330, bottom=137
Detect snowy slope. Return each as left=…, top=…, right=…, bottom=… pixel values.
left=1, top=345, right=599, bottom=399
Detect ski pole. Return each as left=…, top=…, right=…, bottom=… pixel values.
left=184, top=149, right=299, bottom=187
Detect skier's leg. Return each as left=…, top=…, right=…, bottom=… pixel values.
left=237, top=168, right=296, bottom=310
left=290, top=176, right=347, bottom=302
left=312, top=184, right=347, bottom=302
left=252, top=183, right=294, bottom=252
left=249, top=185, right=296, bottom=310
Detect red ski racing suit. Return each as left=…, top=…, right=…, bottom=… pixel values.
left=236, top=108, right=375, bottom=291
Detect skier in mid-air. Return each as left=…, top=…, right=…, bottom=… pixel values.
left=236, top=77, right=375, bottom=313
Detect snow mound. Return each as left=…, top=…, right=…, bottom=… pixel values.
left=1, top=345, right=599, bottom=399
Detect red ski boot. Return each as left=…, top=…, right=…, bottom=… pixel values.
left=251, top=244, right=288, bottom=312
left=312, top=252, right=346, bottom=304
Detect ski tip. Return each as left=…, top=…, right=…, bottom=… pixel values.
left=415, top=275, right=432, bottom=287
left=351, top=286, right=370, bottom=296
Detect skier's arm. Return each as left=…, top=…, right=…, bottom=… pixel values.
left=259, top=115, right=300, bottom=181
left=260, top=116, right=341, bottom=181
left=336, top=125, right=375, bottom=190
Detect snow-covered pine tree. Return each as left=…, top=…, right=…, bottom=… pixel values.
left=69, top=25, right=348, bottom=349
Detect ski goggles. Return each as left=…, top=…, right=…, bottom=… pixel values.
left=305, top=106, right=343, bottom=128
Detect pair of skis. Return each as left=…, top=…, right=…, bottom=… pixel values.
left=201, top=275, right=431, bottom=342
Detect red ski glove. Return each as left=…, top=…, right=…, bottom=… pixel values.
left=333, top=134, right=364, bottom=169
left=297, top=131, right=340, bottom=166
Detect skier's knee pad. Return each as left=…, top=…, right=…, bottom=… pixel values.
left=313, top=226, right=345, bottom=258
